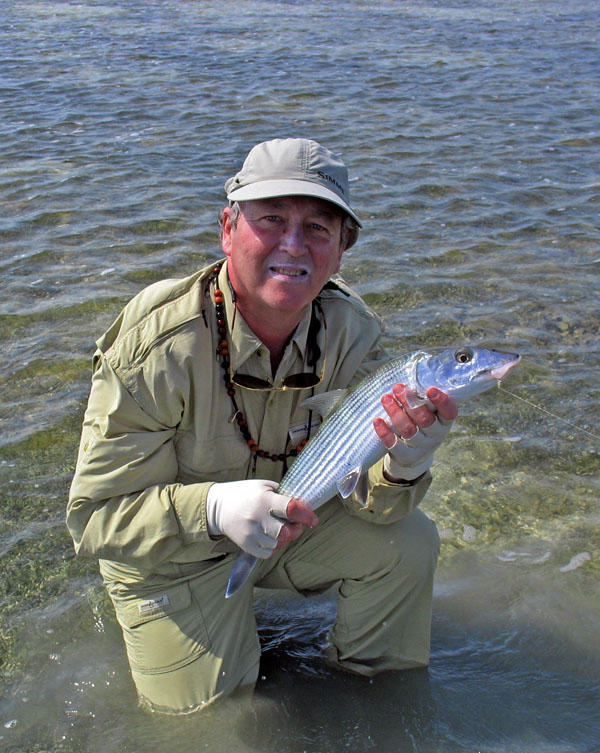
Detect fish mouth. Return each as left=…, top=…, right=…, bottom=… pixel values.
left=491, top=353, right=521, bottom=380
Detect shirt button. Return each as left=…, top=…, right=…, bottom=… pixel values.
left=257, top=348, right=267, bottom=358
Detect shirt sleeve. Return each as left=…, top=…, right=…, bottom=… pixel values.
left=341, top=459, right=433, bottom=523
left=67, top=355, right=221, bottom=568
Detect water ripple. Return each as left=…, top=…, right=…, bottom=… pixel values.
left=1, top=1, right=599, bottom=750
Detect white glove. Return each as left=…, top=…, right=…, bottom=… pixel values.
left=205, top=479, right=292, bottom=559
left=384, top=416, right=453, bottom=481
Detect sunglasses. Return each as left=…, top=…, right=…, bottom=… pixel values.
left=230, top=300, right=327, bottom=392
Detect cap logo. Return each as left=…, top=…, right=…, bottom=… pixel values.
left=317, top=171, right=346, bottom=198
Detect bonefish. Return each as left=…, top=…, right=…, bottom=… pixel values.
left=225, top=346, right=520, bottom=597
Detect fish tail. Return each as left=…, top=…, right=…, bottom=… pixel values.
left=225, top=551, right=259, bottom=598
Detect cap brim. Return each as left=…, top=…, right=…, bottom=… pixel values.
left=226, top=178, right=362, bottom=227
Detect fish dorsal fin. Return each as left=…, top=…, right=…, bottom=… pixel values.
left=336, top=466, right=363, bottom=499
left=300, top=389, right=346, bottom=419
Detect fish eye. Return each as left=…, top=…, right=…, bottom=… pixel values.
left=454, top=347, right=474, bottom=364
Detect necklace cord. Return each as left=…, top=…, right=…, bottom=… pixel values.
left=210, top=264, right=311, bottom=463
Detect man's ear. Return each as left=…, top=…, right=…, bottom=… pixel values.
left=221, top=206, right=233, bottom=257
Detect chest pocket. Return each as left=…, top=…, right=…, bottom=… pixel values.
left=174, top=428, right=251, bottom=482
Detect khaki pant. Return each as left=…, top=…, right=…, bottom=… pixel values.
left=101, top=501, right=440, bottom=714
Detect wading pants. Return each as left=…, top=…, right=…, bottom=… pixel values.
left=101, top=501, right=440, bottom=714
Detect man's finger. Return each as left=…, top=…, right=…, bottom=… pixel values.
left=373, top=416, right=399, bottom=449
left=284, top=498, right=319, bottom=528
left=381, top=392, right=418, bottom=439
left=425, top=387, right=458, bottom=421
left=275, top=521, right=305, bottom=547
left=392, top=384, right=437, bottom=427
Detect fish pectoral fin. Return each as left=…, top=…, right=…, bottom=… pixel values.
left=403, top=387, right=429, bottom=409
left=355, top=471, right=370, bottom=508
left=300, top=389, right=347, bottom=419
left=336, top=466, right=364, bottom=499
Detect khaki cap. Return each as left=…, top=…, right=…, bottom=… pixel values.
left=224, top=138, right=362, bottom=228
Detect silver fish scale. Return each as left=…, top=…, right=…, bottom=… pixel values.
left=278, top=357, right=413, bottom=510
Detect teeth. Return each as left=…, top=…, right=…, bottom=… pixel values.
left=271, top=267, right=305, bottom=276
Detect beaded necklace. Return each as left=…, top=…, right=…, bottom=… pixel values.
left=209, top=264, right=310, bottom=463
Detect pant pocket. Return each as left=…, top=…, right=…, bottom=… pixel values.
left=108, top=580, right=210, bottom=675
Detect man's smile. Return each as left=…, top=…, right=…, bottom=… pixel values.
left=268, top=264, right=309, bottom=278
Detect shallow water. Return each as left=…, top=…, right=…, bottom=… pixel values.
left=1, top=0, right=599, bottom=751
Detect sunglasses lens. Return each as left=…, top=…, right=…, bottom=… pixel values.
left=232, top=374, right=273, bottom=389
left=232, top=372, right=321, bottom=390
left=283, top=373, right=321, bottom=389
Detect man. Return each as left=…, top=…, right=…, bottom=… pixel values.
left=67, top=138, right=457, bottom=715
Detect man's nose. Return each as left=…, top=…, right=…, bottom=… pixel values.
left=279, top=222, right=306, bottom=255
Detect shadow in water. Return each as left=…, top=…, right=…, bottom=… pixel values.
left=241, top=645, right=439, bottom=753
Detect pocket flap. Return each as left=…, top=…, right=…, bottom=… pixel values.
left=117, top=581, right=192, bottom=629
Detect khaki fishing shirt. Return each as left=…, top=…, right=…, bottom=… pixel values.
left=67, top=260, right=432, bottom=572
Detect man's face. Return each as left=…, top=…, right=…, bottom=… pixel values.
left=221, top=195, right=346, bottom=318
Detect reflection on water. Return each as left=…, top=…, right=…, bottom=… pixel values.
left=1, top=0, right=599, bottom=750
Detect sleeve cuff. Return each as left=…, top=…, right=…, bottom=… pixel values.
left=171, top=481, right=215, bottom=543
left=383, top=453, right=434, bottom=482
left=337, top=459, right=433, bottom=524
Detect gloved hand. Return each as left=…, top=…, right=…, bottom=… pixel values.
left=375, top=385, right=457, bottom=482
left=205, top=479, right=292, bottom=559
left=384, top=415, right=453, bottom=480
